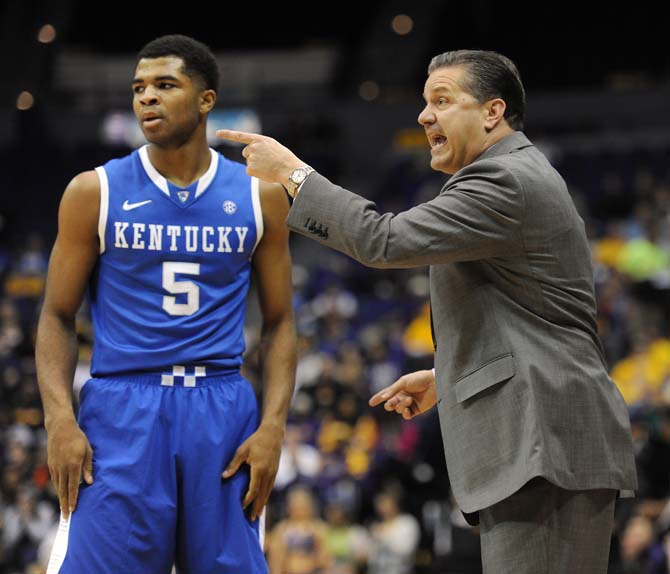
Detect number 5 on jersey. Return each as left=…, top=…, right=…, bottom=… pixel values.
left=163, top=261, right=200, bottom=316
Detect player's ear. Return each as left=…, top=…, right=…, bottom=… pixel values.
left=200, top=89, right=216, bottom=114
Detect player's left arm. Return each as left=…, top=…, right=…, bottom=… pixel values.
left=222, top=180, right=297, bottom=521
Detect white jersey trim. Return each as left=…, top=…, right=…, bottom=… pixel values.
left=195, top=149, right=219, bottom=197
left=95, top=166, right=109, bottom=254
left=138, top=145, right=170, bottom=196
left=46, top=513, right=72, bottom=574
left=139, top=145, right=219, bottom=198
left=250, top=177, right=264, bottom=258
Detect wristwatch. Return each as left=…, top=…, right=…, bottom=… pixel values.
left=286, top=166, right=315, bottom=198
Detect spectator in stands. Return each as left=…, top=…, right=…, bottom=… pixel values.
left=324, top=501, right=369, bottom=574
left=618, top=514, right=668, bottom=574
left=367, top=483, right=420, bottom=574
left=1, top=484, right=55, bottom=572
left=268, top=486, right=331, bottom=574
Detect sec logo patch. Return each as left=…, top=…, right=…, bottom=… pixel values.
left=222, top=200, right=237, bottom=214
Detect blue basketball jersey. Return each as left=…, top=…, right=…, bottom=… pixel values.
left=89, top=145, right=263, bottom=376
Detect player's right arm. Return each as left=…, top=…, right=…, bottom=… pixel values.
left=35, top=170, right=100, bottom=519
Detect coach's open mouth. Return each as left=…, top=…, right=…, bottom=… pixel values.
left=430, top=134, right=447, bottom=149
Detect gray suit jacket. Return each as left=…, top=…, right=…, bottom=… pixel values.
left=285, top=132, right=637, bottom=515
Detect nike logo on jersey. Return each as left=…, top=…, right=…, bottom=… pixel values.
left=122, top=199, right=153, bottom=211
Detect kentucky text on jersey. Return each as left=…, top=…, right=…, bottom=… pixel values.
left=113, top=222, right=250, bottom=253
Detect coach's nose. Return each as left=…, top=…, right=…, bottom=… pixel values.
left=418, top=104, right=435, bottom=126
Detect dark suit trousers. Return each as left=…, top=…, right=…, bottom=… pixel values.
left=478, top=477, right=617, bottom=574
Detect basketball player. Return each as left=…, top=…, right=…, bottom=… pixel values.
left=35, top=35, right=296, bottom=574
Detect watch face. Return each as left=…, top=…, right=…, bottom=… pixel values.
left=291, top=168, right=306, bottom=184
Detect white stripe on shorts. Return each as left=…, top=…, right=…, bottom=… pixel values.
left=46, top=513, right=72, bottom=574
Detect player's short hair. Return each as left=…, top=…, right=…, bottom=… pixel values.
left=428, top=50, right=526, bottom=130
left=137, top=34, right=219, bottom=92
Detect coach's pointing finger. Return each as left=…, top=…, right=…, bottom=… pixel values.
left=216, top=130, right=304, bottom=184
left=215, top=129, right=259, bottom=145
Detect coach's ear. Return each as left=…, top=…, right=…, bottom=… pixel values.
left=200, top=89, right=216, bottom=115
left=483, top=98, right=506, bottom=132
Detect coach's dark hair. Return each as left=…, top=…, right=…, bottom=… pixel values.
left=137, top=34, right=219, bottom=92
left=428, top=50, right=525, bottom=130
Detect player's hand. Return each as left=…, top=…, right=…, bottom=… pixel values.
left=216, top=130, right=304, bottom=187
left=46, top=419, right=94, bottom=519
left=222, top=422, right=284, bottom=521
left=369, top=369, right=437, bottom=420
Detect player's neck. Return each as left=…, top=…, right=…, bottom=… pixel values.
left=147, top=136, right=212, bottom=189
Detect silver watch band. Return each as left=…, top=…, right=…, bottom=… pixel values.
left=287, top=166, right=315, bottom=198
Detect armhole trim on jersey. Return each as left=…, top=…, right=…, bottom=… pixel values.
left=250, top=177, right=264, bottom=259
left=95, top=166, right=109, bottom=254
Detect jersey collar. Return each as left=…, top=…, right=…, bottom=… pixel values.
left=138, top=145, right=219, bottom=198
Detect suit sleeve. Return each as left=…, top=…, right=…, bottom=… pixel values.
left=285, top=158, right=525, bottom=269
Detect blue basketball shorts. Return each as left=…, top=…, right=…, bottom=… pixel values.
left=46, top=368, right=268, bottom=574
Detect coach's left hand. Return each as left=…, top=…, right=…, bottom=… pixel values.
left=222, top=422, right=284, bottom=521
left=216, top=129, right=304, bottom=188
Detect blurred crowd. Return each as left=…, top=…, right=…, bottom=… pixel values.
left=0, top=144, right=668, bottom=574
